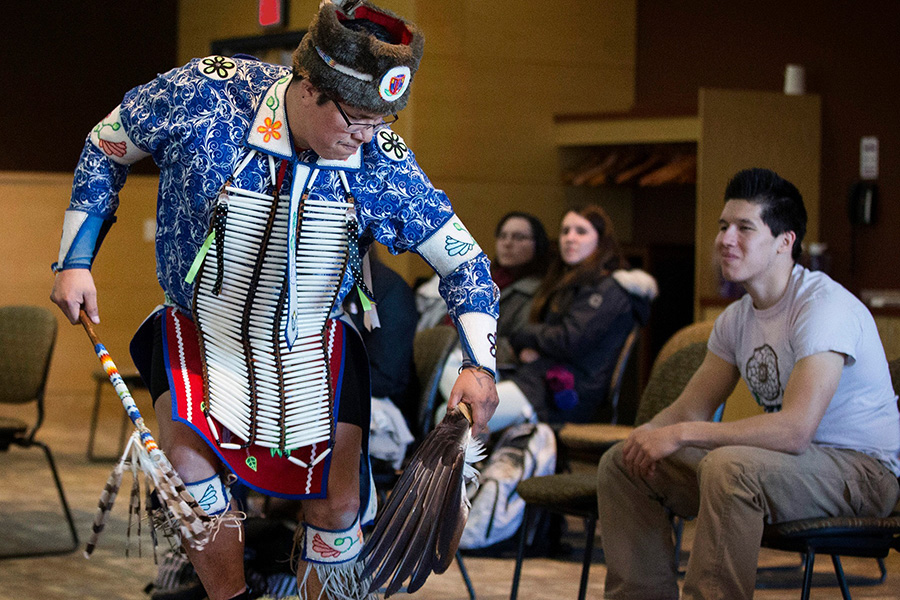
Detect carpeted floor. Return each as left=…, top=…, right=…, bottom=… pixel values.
left=2, top=394, right=900, bottom=600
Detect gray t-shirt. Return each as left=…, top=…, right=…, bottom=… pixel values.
left=709, top=264, right=900, bottom=475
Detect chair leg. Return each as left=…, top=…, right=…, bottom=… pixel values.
left=38, top=441, right=80, bottom=551
left=1, top=442, right=79, bottom=559
left=831, top=555, right=852, bottom=600
left=456, top=550, right=476, bottom=600
left=800, top=550, right=816, bottom=600
left=876, top=557, right=887, bottom=584
left=578, top=516, right=597, bottom=600
left=509, top=505, right=530, bottom=600
left=117, top=411, right=131, bottom=458
left=671, top=515, right=685, bottom=575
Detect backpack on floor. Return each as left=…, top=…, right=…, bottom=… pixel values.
left=459, top=422, right=556, bottom=550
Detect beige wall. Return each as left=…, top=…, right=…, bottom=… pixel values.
left=1, top=173, right=161, bottom=403
left=178, top=0, right=636, bottom=280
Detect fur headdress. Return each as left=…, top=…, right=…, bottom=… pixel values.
left=292, top=0, right=425, bottom=114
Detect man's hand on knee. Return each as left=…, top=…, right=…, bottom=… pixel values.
left=623, top=423, right=682, bottom=479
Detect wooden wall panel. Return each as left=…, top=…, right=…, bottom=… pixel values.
left=1, top=173, right=161, bottom=408
left=635, top=0, right=900, bottom=295
left=696, top=89, right=821, bottom=305
left=0, top=2, right=176, bottom=173
left=410, top=0, right=636, bottom=272
left=412, top=58, right=634, bottom=183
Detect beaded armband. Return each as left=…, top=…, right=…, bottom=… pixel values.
left=52, top=210, right=117, bottom=273
left=184, top=473, right=233, bottom=517
left=415, top=213, right=483, bottom=278
left=455, top=311, right=497, bottom=378
left=302, top=518, right=365, bottom=565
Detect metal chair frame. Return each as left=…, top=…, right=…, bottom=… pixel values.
left=0, top=305, right=79, bottom=559
left=509, top=337, right=711, bottom=600
left=760, top=522, right=899, bottom=600
left=509, top=473, right=597, bottom=600
left=606, top=325, right=640, bottom=425
left=755, top=356, right=900, bottom=599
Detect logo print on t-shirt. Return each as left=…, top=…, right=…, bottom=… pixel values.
left=746, top=344, right=782, bottom=412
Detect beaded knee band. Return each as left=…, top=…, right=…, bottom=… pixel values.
left=302, top=518, right=364, bottom=565
left=184, top=473, right=232, bottom=517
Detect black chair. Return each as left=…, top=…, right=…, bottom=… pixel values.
left=0, top=305, right=79, bottom=558
left=760, top=513, right=900, bottom=600
left=411, top=325, right=459, bottom=440
left=758, top=356, right=900, bottom=600
left=607, top=325, right=640, bottom=425
left=509, top=340, right=710, bottom=600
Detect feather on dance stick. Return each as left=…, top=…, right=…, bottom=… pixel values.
left=84, top=449, right=126, bottom=556
left=80, top=311, right=212, bottom=557
left=360, top=404, right=486, bottom=597
left=126, top=458, right=141, bottom=557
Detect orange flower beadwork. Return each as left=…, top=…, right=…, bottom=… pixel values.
left=257, top=117, right=282, bottom=143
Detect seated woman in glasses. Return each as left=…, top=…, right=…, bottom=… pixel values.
left=417, top=211, right=550, bottom=366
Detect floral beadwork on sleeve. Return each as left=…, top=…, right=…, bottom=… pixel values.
left=67, top=57, right=292, bottom=310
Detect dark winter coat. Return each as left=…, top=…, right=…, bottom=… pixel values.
left=508, top=270, right=655, bottom=424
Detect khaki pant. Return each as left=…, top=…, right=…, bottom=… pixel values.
left=596, top=442, right=900, bottom=600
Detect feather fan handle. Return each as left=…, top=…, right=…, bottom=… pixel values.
left=456, top=402, right=472, bottom=422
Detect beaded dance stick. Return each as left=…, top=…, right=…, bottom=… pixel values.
left=80, top=311, right=212, bottom=556
left=80, top=311, right=160, bottom=457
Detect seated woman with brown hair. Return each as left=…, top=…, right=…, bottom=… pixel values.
left=499, top=205, right=658, bottom=426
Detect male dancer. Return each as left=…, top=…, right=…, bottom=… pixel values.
left=51, top=2, right=500, bottom=598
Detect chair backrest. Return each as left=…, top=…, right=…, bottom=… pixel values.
left=634, top=341, right=708, bottom=426
left=633, top=342, right=900, bottom=429
left=652, top=320, right=714, bottom=376
left=606, top=325, right=640, bottom=424
left=0, top=305, right=58, bottom=406
left=412, top=325, right=458, bottom=439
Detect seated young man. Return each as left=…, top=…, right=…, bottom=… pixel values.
left=597, top=167, right=900, bottom=600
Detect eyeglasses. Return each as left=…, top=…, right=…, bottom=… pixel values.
left=332, top=100, right=398, bottom=133
left=496, top=232, right=534, bottom=243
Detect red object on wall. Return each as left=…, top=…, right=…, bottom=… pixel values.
left=259, top=0, right=284, bottom=27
